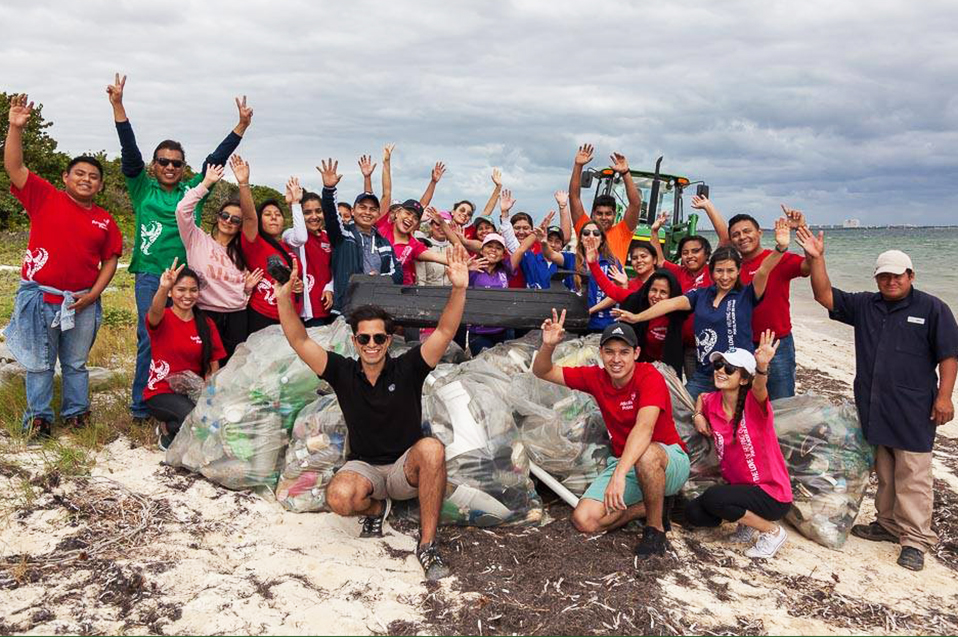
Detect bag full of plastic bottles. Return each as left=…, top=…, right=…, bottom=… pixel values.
left=773, top=394, right=874, bottom=549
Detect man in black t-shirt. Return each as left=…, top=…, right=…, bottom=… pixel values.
left=276, top=244, right=470, bottom=581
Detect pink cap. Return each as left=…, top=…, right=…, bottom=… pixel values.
left=481, top=233, right=506, bottom=248
left=438, top=210, right=454, bottom=221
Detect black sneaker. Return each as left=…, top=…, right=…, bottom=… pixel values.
left=635, top=526, right=669, bottom=559
left=27, top=417, right=53, bottom=440
left=156, top=425, right=174, bottom=452
left=851, top=521, right=899, bottom=544
left=359, top=498, right=392, bottom=538
left=897, top=546, right=924, bottom=571
left=63, top=412, right=90, bottom=430
left=416, top=542, right=451, bottom=581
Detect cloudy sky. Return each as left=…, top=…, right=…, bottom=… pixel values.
left=3, top=0, right=957, bottom=226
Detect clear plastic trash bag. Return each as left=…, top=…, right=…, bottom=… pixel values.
left=165, top=370, right=206, bottom=403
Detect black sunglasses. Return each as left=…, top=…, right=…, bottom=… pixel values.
left=217, top=211, right=242, bottom=225
left=712, top=359, right=742, bottom=375
left=155, top=157, right=185, bottom=168
left=581, top=229, right=602, bottom=237
left=356, top=333, right=388, bottom=345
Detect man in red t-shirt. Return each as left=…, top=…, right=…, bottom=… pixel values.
left=728, top=209, right=811, bottom=400
left=3, top=94, right=123, bottom=437
left=533, top=314, right=690, bottom=558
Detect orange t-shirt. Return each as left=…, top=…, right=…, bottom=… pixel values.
left=574, top=215, right=634, bottom=265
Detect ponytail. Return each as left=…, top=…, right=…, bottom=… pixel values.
left=731, top=376, right=753, bottom=435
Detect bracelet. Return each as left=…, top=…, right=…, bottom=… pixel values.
left=774, top=243, right=788, bottom=253
left=755, top=368, right=768, bottom=375
left=238, top=182, right=250, bottom=188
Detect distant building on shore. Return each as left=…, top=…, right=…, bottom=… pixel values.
left=842, top=218, right=861, bottom=228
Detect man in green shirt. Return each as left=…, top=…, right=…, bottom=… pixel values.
left=107, top=73, right=253, bottom=420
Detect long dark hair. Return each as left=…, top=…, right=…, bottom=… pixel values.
left=575, top=222, right=618, bottom=291
left=708, top=246, right=743, bottom=291
left=257, top=199, right=293, bottom=267
left=176, top=268, right=214, bottom=377
left=732, top=375, right=753, bottom=435
left=212, top=200, right=247, bottom=271
left=620, top=268, right=686, bottom=377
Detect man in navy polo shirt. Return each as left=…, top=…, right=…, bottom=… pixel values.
left=798, top=228, right=958, bottom=572
left=275, top=243, right=471, bottom=582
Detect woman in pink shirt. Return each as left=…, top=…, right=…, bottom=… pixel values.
left=685, top=329, right=794, bottom=559
left=175, top=164, right=262, bottom=360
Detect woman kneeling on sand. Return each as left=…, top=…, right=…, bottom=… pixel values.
left=684, top=329, right=794, bottom=559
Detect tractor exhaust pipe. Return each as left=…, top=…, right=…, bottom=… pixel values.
left=646, top=156, right=663, bottom=224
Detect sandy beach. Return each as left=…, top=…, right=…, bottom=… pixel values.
left=2, top=313, right=957, bottom=636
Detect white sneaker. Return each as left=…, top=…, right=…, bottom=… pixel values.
left=745, top=525, right=787, bottom=558
left=728, top=523, right=757, bottom=544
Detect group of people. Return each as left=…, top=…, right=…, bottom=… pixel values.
left=3, top=79, right=956, bottom=581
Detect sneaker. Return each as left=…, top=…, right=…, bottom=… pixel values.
left=745, top=525, right=788, bottom=559
left=27, top=417, right=53, bottom=440
left=634, top=526, right=669, bottom=559
left=156, top=425, right=174, bottom=452
left=62, top=412, right=90, bottom=429
left=416, top=542, right=451, bottom=581
left=359, top=498, right=392, bottom=538
left=851, top=521, right=899, bottom=544
left=897, top=546, right=924, bottom=571
left=729, top=523, right=757, bottom=544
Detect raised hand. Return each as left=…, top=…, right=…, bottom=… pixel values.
left=538, top=210, right=556, bottom=232
left=202, top=164, right=225, bottom=189
left=491, top=167, right=502, bottom=187
left=610, top=307, right=639, bottom=323
left=540, top=308, right=567, bottom=346
left=781, top=204, right=806, bottom=229
left=609, top=152, right=630, bottom=174
left=422, top=206, right=438, bottom=224
left=754, top=329, right=780, bottom=369
left=795, top=225, right=825, bottom=259
left=608, top=264, right=629, bottom=286
left=651, top=210, right=669, bottom=233
left=431, top=162, right=446, bottom=183
left=774, top=216, right=791, bottom=250
left=7, top=94, right=34, bottom=129
left=445, top=244, right=469, bottom=289
left=229, top=154, right=250, bottom=184
left=358, top=154, right=376, bottom=177
left=533, top=226, right=547, bottom=243
left=317, top=158, right=342, bottom=188
left=244, top=268, right=264, bottom=294
left=690, top=194, right=713, bottom=210
left=235, top=95, right=254, bottom=130
left=274, top=262, right=298, bottom=303
left=467, top=255, right=488, bottom=272
left=574, top=144, right=594, bottom=166
left=160, top=257, right=186, bottom=290
left=582, top=234, right=601, bottom=262
left=285, top=176, right=303, bottom=205
left=106, top=73, right=126, bottom=106
left=554, top=190, right=569, bottom=207
left=383, top=143, right=396, bottom=162
left=499, top=189, right=516, bottom=215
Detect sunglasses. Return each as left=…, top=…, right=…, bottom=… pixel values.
left=581, top=229, right=602, bottom=237
left=712, top=359, right=743, bottom=375
left=355, top=333, right=388, bottom=345
left=217, top=211, right=242, bottom=225
left=155, top=157, right=185, bottom=169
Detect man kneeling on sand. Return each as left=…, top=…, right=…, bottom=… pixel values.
left=533, top=314, right=691, bottom=557
left=276, top=244, right=471, bottom=581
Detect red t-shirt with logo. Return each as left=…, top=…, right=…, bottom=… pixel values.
left=739, top=250, right=806, bottom=338
left=145, top=307, right=226, bottom=400
left=662, top=260, right=712, bottom=345
left=240, top=234, right=302, bottom=319
left=562, top=363, right=686, bottom=457
left=377, top=216, right=428, bottom=285
left=11, top=173, right=123, bottom=304
left=303, top=231, right=333, bottom=318
left=642, top=316, right=670, bottom=363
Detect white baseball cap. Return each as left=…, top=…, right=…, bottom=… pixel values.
left=709, top=348, right=757, bottom=375
left=874, top=250, right=913, bottom=276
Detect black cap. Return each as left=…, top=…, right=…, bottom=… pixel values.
left=599, top=322, right=638, bottom=348
left=546, top=225, right=563, bottom=238
left=400, top=199, right=424, bottom=219
left=354, top=192, right=380, bottom=208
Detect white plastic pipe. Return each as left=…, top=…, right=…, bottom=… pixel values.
left=529, top=461, right=579, bottom=508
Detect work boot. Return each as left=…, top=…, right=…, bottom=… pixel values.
left=634, top=526, right=668, bottom=559
left=27, top=417, right=53, bottom=440
left=360, top=498, right=392, bottom=538
left=63, top=412, right=90, bottom=430
left=416, top=542, right=451, bottom=581
left=851, top=521, right=899, bottom=544
left=897, top=546, right=924, bottom=571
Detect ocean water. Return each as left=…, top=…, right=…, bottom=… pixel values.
left=697, top=227, right=958, bottom=339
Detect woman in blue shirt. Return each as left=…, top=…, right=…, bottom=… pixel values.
left=549, top=221, right=622, bottom=332
left=613, top=217, right=791, bottom=399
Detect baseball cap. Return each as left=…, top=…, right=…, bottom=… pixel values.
left=400, top=199, right=424, bottom=219
left=708, top=348, right=756, bottom=375
left=436, top=210, right=454, bottom=221
left=354, top=192, right=380, bottom=208
left=599, top=322, right=638, bottom=348
left=481, top=233, right=506, bottom=248
left=874, top=250, right=913, bottom=276
left=546, top=226, right=563, bottom=239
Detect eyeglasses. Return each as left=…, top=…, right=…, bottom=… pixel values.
left=712, top=359, right=742, bottom=375
left=581, top=229, right=602, bottom=237
left=217, top=211, right=242, bottom=225
left=155, top=158, right=184, bottom=169
left=356, top=333, right=388, bottom=345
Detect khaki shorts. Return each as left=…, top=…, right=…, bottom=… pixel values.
left=338, top=447, right=418, bottom=501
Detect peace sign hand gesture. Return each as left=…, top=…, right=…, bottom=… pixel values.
left=160, top=257, right=186, bottom=291
left=106, top=73, right=126, bottom=107
left=235, top=95, right=254, bottom=131
left=541, top=308, right=567, bottom=346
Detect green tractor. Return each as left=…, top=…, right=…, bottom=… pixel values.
left=581, top=157, right=708, bottom=263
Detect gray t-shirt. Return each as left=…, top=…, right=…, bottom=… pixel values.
left=359, top=230, right=382, bottom=274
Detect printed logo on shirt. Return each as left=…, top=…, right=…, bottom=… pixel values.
left=257, top=278, right=277, bottom=306
left=714, top=431, right=725, bottom=461
left=305, top=274, right=316, bottom=295
left=697, top=329, right=718, bottom=363
left=737, top=421, right=761, bottom=484
left=22, top=248, right=49, bottom=280
left=91, top=218, right=109, bottom=231
left=907, top=316, right=926, bottom=325
left=618, top=392, right=637, bottom=413
left=321, top=242, right=331, bottom=253
left=147, top=359, right=170, bottom=391
left=190, top=336, right=202, bottom=345
left=139, top=221, right=163, bottom=256
left=725, top=299, right=738, bottom=352
left=388, top=384, right=396, bottom=392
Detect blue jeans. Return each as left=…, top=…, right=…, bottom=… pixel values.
left=24, top=300, right=101, bottom=424
left=685, top=369, right=716, bottom=402
left=132, top=273, right=160, bottom=418
left=760, top=333, right=796, bottom=401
